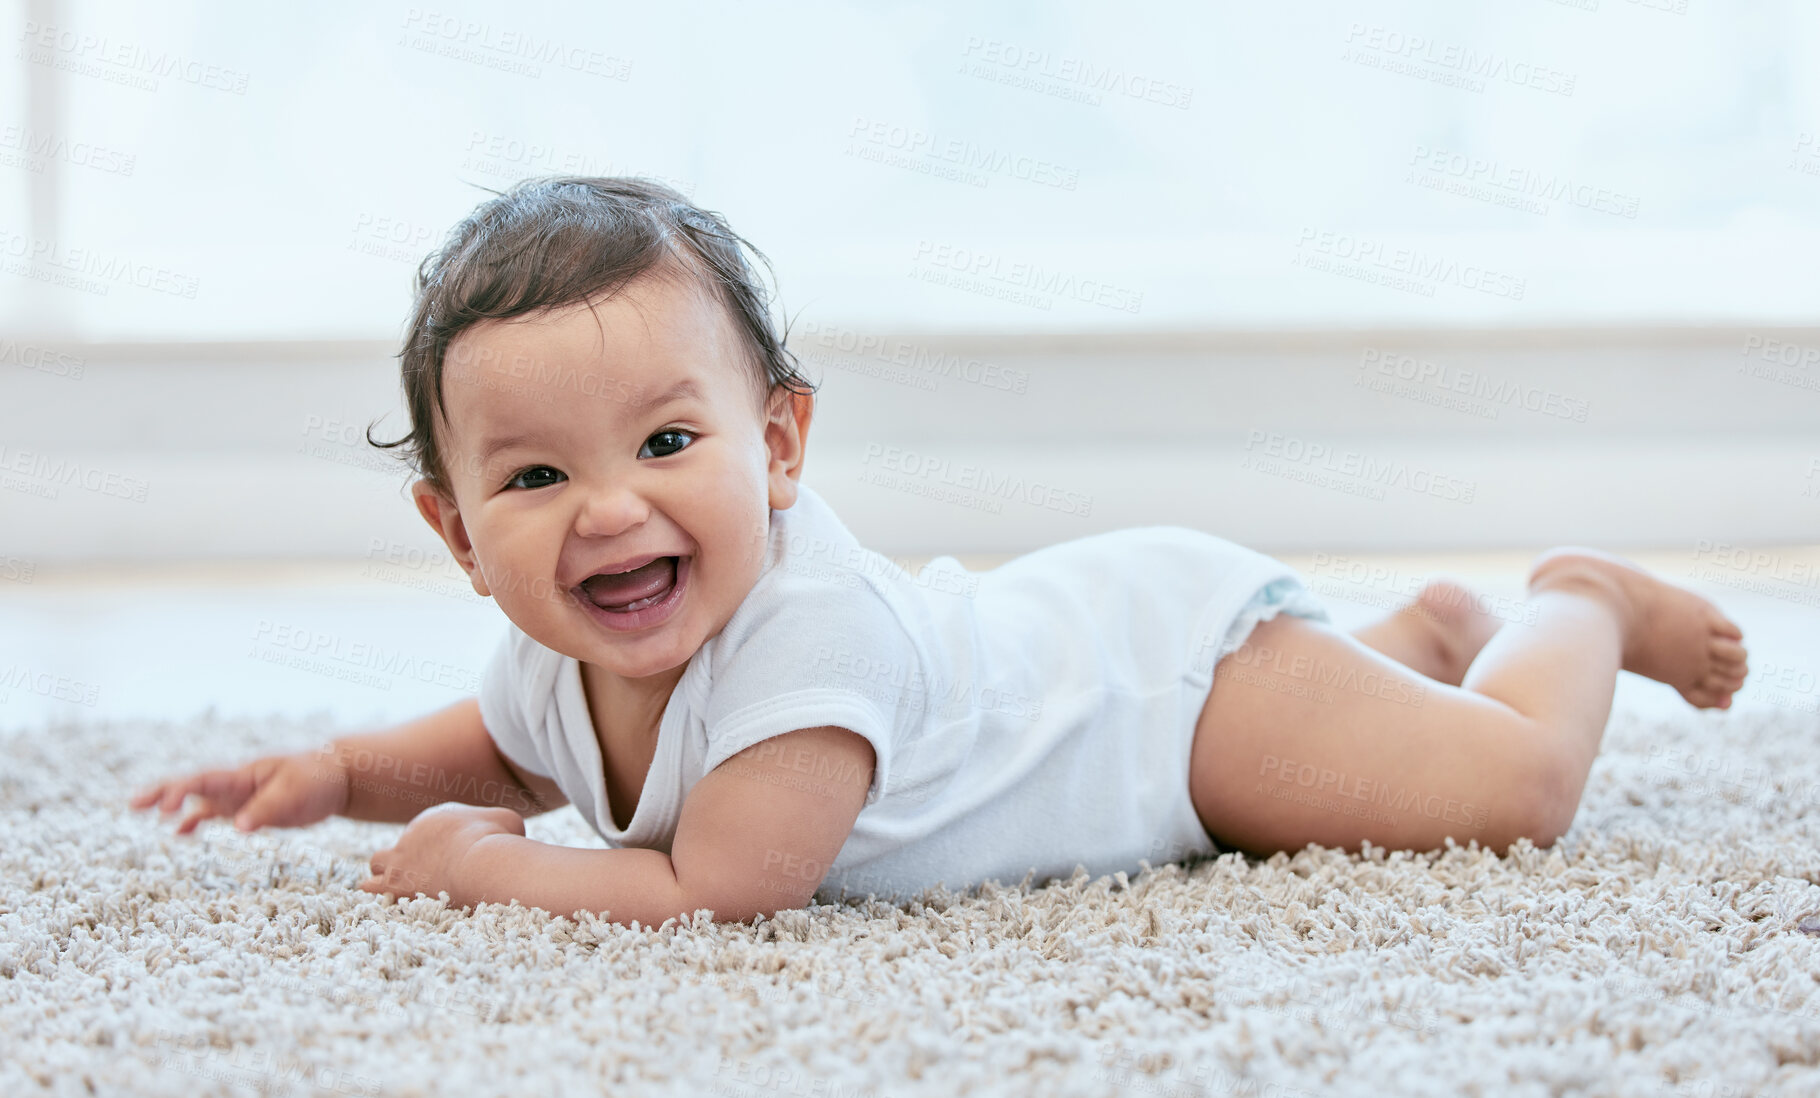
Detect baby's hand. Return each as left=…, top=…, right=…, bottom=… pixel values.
left=129, top=748, right=351, bottom=835
left=359, top=803, right=525, bottom=905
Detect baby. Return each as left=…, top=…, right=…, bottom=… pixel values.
left=131, top=177, right=1750, bottom=926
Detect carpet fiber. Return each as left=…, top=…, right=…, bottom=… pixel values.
left=5, top=701, right=1820, bottom=1097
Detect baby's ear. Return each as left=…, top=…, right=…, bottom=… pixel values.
left=410, top=479, right=491, bottom=598
left=765, top=388, right=814, bottom=510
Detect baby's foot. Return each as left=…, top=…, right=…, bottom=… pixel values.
left=1355, top=578, right=1504, bottom=686
left=1527, top=547, right=1749, bottom=709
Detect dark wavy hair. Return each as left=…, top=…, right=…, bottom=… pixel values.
left=368, top=176, right=817, bottom=496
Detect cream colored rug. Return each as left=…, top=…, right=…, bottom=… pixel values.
left=5, top=701, right=1820, bottom=1098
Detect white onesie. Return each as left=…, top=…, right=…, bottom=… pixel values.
left=477, top=482, right=1330, bottom=905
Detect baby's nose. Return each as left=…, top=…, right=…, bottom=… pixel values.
left=573, top=482, right=650, bottom=538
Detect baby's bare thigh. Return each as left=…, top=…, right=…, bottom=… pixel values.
left=1187, top=614, right=1541, bottom=856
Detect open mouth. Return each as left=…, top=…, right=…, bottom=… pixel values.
left=571, top=555, right=690, bottom=634
left=579, top=556, right=681, bottom=613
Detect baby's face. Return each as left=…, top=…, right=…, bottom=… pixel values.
left=422, top=272, right=807, bottom=681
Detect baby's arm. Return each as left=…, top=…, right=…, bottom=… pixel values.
left=328, top=697, right=566, bottom=823
left=449, top=726, right=874, bottom=925
left=132, top=697, right=565, bottom=833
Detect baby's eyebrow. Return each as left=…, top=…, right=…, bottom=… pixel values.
left=632, top=377, right=704, bottom=413
left=476, top=432, right=536, bottom=467
left=472, top=378, right=704, bottom=467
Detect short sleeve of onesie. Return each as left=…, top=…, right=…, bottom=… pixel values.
left=476, top=626, right=555, bottom=780
left=696, top=582, right=919, bottom=807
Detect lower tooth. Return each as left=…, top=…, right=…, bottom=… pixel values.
left=615, top=590, right=664, bottom=612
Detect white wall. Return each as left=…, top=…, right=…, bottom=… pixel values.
left=3, top=2, right=1817, bottom=564
left=4, top=326, right=1814, bottom=563
left=3, top=1, right=1819, bottom=343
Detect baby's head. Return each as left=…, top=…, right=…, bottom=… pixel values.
left=370, top=176, right=818, bottom=681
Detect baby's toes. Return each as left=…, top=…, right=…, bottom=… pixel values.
left=1682, top=690, right=1718, bottom=709
left=1709, top=636, right=1747, bottom=664
left=1709, top=612, right=1744, bottom=642
left=1707, top=672, right=1746, bottom=704
left=1688, top=688, right=1732, bottom=713
left=1709, top=658, right=1748, bottom=688
left=1682, top=677, right=1733, bottom=709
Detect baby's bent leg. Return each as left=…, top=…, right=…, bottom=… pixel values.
left=1188, top=549, right=1748, bottom=856
left=1346, top=579, right=1503, bottom=687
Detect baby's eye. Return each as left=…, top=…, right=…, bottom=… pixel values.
left=506, top=466, right=565, bottom=491
left=640, top=430, right=694, bottom=459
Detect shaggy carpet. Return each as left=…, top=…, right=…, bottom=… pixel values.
left=4, top=701, right=1820, bottom=1098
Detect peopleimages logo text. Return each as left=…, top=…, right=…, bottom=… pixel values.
left=861, top=442, right=1094, bottom=517
left=912, top=240, right=1143, bottom=313
left=1295, top=227, right=1524, bottom=300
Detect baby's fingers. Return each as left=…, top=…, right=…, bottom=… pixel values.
left=175, top=799, right=228, bottom=835
left=129, top=777, right=199, bottom=816
left=135, top=768, right=256, bottom=821
left=127, top=783, right=168, bottom=810
left=130, top=776, right=203, bottom=811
